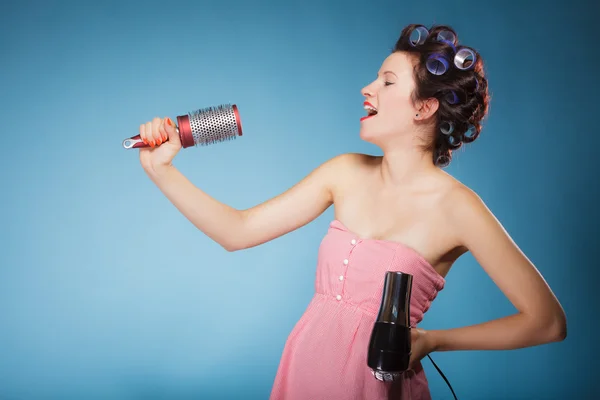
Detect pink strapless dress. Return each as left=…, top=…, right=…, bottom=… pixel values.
left=269, top=220, right=446, bottom=400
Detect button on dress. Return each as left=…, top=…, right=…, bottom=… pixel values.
left=269, top=220, right=446, bottom=400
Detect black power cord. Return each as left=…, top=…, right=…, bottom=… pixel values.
left=427, top=354, right=458, bottom=400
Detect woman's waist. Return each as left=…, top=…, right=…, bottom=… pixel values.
left=311, top=291, right=423, bottom=326
left=312, top=291, right=379, bottom=317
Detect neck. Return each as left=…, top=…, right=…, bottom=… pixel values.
left=379, top=145, right=437, bottom=187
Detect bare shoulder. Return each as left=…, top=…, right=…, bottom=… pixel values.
left=443, top=177, right=488, bottom=215
left=294, top=152, right=366, bottom=190
left=327, top=152, right=376, bottom=168
left=322, top=152, right=378, bottom=182
left=437, top=175, right=506, bottom=250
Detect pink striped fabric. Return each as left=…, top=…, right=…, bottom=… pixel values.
left=269, top=219, right=446, bottom=400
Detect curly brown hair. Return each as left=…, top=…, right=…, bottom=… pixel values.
left=394, top=24, right=491, bottom=167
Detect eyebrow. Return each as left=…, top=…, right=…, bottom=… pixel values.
left=378, top=71, right=398, bottom=78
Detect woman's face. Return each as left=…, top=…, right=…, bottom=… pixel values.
left=359, top=51, right=420, bottom=145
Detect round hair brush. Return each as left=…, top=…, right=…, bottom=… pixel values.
left=122, top=104, right=242, bottom=149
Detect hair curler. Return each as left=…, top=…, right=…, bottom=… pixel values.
left=409, top=25, right=429, bottom=46
left=368, top=271, right=413, bottom=382
left=122, top=104, right=242, bottom=149
left=426, top=54, right=450, bottom=75
left=454, top=48, right=476, bottom=70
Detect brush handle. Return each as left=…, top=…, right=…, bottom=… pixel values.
left=122, top=136, right=144, bottom=149
left=122, top=125, right=182, bottom=149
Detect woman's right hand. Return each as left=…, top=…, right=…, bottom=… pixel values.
left=138, top=117, right=182, bottom=175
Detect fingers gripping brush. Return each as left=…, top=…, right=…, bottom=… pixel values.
left=122, top=104, right=242, bottom=149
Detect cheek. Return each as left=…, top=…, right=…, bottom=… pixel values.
left=383, top=94, right=413, bottom=121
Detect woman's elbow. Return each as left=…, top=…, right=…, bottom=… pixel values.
left=542, top=308, right=567, bottom=343
left=550, top=311, right=567, bottom=342
left=223, top=241, right=244, bottom=252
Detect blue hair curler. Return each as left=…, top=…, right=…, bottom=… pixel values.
left=436, top=30, right=457, bottom=52
left=440, top=121, right=455, bottom=135
left=448, top=135, right=461, bottom=147
left=409, top=26, right=429, bottom=46
left=445, top=90, right=459, bottom=104
left=439, top=39, right=456, bottom=52
left=437, top=154, right=450, bottom=166
left=465, top=124, right=477, bottom=139
left=437, top=30, right=457, bottom=44
left=454, top=47, right=477, bottom=70
left=426, top=54, right=449, bottom=75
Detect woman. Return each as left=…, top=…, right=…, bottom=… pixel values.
left=136, top=24, right=567, bottom=400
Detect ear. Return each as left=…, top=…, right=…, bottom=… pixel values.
left=414, top=98, right=439, bottom=120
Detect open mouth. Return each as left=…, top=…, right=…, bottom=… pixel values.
left=361, top=102, right=378, bottom=121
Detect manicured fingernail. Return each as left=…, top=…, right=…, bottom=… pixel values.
left=166, top=118, right=172, bottom=126
left=157, top=138, right=162, bottom=145
left=143, top=138, right=148, bottom=144
left=150, top=140, right=155, bottom=147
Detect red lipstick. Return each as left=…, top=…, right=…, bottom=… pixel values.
left=361, top=101, right=378, bottom=122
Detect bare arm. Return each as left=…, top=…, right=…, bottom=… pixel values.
left=146, top=153, right=356, bottom=251
left=428, top=187, right=567, bottom=352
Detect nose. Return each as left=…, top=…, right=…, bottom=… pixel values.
left=361, top=81, right=376, bottom=98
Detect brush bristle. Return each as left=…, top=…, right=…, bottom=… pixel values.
left=187, top=104, right=241, bottom=147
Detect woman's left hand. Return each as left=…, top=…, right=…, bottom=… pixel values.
left=409, top=328, right=437, bottom=369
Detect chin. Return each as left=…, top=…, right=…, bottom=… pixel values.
left=359, top=123, right=387, bottom=146
left=360, top=118, right=408, bottom=145
left=359, top=126, right=376, bottom=143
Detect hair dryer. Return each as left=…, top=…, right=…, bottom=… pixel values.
left=367, top=271, right=413, bottom=382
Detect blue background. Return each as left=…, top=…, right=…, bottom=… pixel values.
left=1, top=0, right=597, bottom=399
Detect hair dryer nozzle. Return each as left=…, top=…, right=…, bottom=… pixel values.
left=367, top=271, right=413, bottom=381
